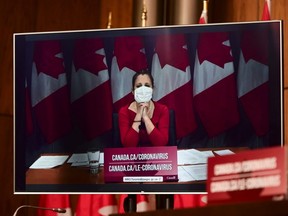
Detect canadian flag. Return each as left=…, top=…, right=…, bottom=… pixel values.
left=262, top=0, right=271, bottom=21
left=31, top=40, right=72, bottom=144
left=111, top=36, right=148, bottom=112
left=75, top=194, right=118, bottom=216
left=71, top=38, right=113, bottom=140
left=118, top=194, right=154, bottom=213
left=193, top=32, right=239, bottom=137
left=37, top=194, right=72, bottom=216
left=152, top=34, right=197, bottom=139
left=174, top=194, right=207, bottom=209
left=199, top=0, right=208, bottom=24
left=237, top=29, right=269, bottom=136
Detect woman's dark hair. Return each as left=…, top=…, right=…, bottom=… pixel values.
left=132, top=69, right=154, bottom=90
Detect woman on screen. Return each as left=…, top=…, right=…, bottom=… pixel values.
left=118, top=70, right=169, bottom=147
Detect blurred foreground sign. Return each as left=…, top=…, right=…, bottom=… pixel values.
left=207, top=146, right=287, bottom=204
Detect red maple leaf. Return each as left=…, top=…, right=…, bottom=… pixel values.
left=34, top=41, right=64, bottom=78
left=197, top=32, right=233, bottom=68
left=155, top=34, right=189, bottom=71
left=74, top=38, right=107, bottom=75
left=241, top=29, right=269, bottom=65
left=114, top=36, right=147, bottom=72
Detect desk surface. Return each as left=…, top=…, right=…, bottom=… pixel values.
left=25, top=148, right=245, bottom=193
left=26, top=162, right=104, bottom=185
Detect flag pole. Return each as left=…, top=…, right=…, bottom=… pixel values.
left=141, top=0, right=147, bottom=27
left=203, top=0, right=208, bottom=12
left=107, top=11, right=112, bottom=28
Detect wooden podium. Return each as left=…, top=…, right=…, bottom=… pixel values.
left=116, top=200, right=288, bottom=216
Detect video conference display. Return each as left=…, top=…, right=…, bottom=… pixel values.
left=14, top=20, right=283, bottom=193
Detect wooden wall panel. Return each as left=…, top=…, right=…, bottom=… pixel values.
left=209, top=0, right=260, bottom=22
left=0, top=115, right=39, bottom=216
left=273, top=0, right=288, bottom=144
left=99, top=0, right=133, bottom=28
left=0, top=1, right=39, bottom=213
left=0, top=0, right=37, bottom=115
left=285, top=90, right=288, bottom=145
left=33, top=0, right=101, bottom=31
left=270, top=0, right=288, bottom=88
left=0, top=116, right=13, bottom=215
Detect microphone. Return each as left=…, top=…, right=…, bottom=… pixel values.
left=13, top=205, right=66, bottom=216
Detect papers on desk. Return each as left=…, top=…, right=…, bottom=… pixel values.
left=178, top=164, right=207, bottom=182
left=67, top=153, right=88, bottom=166
left=29, top=155, right=69, bottom=169
left=213, top=149, right=235, bottom=156
left=177, top=148, right=234, bottom=182
left=177, top=149, right=214, bottom=165
left=67, top=152, right=104, bottom=167
left=29, top=153, right=104, bottom=169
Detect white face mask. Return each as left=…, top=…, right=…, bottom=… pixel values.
left=134, top=86, right=153, bottom=103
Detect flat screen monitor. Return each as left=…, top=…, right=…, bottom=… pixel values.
left=14, top=20, right=283, bottom=193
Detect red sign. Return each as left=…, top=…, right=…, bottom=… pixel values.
left=207, top=146, right=287, bottom=204
left=104, top=146, right=178, bottom=183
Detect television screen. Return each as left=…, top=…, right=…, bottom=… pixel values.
left=14, top=20, right=283, bottom=193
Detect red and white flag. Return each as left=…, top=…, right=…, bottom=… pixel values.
left=31, top=40, right=72, bottom=144
left=37, top=194, right=72, bottom=216
left=262, top=0, right=271, bottom=21
left=174, top=194, right=207, bottom=209
left=75, top=194, right=118, bottom=216
left=71, top=38, right=113, bottom=140
left=193, top=32, right=239, bottom=137
left=237, top=29, right=269, bottom=136
left=111, top=36, right=148, bottom=112
left=199, top=0, right=208, bottom=24
left=152, top=34, right=197, bottom=138
left=118, top=194, right=154, bottom=213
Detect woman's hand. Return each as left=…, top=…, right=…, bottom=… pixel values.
left=139, top=102, right=149, bottom=119
left=134, top=102, right=148, bottom=122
